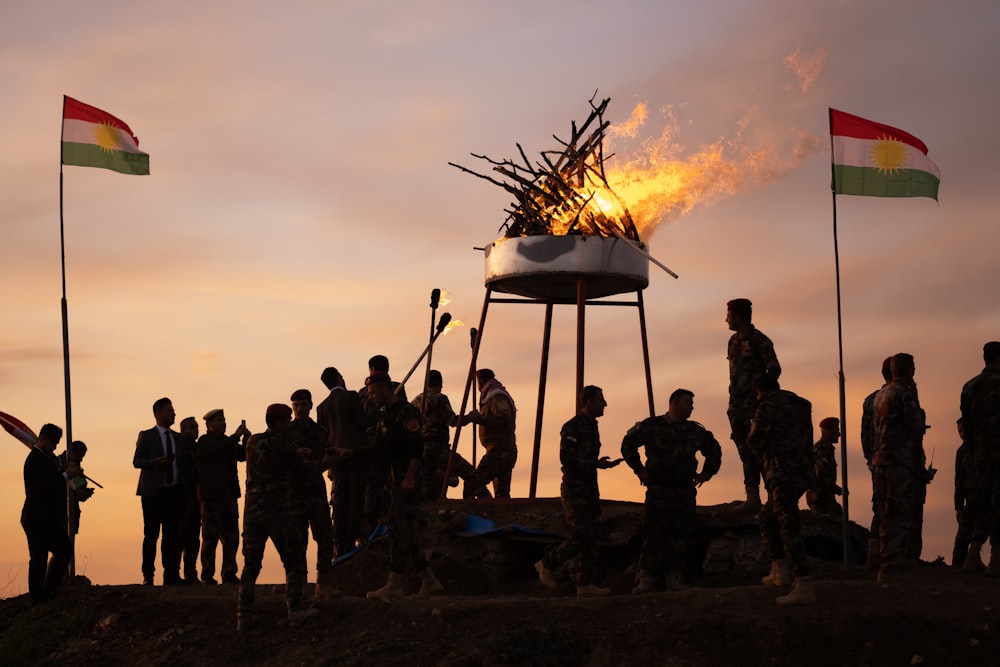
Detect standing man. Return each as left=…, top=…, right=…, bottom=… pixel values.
left=960, top=341, right=1000, bottom=576
left=622, top=388, right=721, bottom=594
left=289, top=388, right=336, bottom=598
left=535, top=385, right=621, bottom=598
left=317, top=366, right=375, bottom=558
left=952, top=418, right=988, bottom=571
left=57, top=440, right=95, bottom=535
left=238, top=403, right=316, bottom=634
left=411, top=370, right=489, bottom=501
left=725, top=298, right=781, bottom=514
left=21, top=423, right=78, bottom=605
left=365, top=372, right=443, bottom=602
left=456, top=369, right=518, bottom=499
left=748, top=376, right=816, bottom=605
left=133, top=397, right=186, bottom=585
left=861, top=358, right=893, bottom=572
left=197, top=408, right=249, bottom=585
left=872, top=353, right=924, bottom=582
left=177, top=416, right=202, bottom=584
left=806, top=417, right=843, bottom=517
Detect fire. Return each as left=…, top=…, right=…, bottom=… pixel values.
left=442, top=318, right=464, bottom=335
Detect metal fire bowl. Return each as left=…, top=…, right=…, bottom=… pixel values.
left=484, top=235, right=649, bottom=302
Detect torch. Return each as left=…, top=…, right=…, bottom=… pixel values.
left=469, top=327, right=479, bottom=466
left=422, top=288, right=442, bottom=406
left=395, top=312, right=452, bottom=394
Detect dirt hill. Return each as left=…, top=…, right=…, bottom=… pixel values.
left=2, top=499, right=998, bottom=666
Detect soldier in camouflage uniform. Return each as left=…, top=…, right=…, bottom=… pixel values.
left=871, top=353, right=924, bottom=582
left=951, top=418, right=989, bottom=570
left=748, top=375, right=816, bottom=605
left=197, top=409, right=249, bottom=585
left=622, top=388, right=721, bottom=594
left=177, top=417, right=201, bottom=583
left=960, top=341, right=1000, bottom=576
left=535, top=386, right=621, bottom=598
left=806, top=417, right=843, bottom=517
left=860, top=358, right=892, bottom=571
left=289, top=388, right=337, bottom=598
left=365, top=372, right=443, bottom=602
left=238, top=403, right=315, bottom=634
left=455, top=368, right=518, bottom=498
left=725, top=298, right=781, bottom=514
left=411, top=370, right=489, bottom=501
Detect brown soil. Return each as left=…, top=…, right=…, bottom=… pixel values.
left=2, top=499, right=998, bottom=666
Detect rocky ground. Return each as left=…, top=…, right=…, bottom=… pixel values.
left=2, top=499, right=998, bottom=666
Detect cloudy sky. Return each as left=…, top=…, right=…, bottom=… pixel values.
left=2, top=0, right=998, bottom=595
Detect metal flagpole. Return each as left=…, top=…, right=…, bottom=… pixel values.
left=59, top=96, right=79, bottom=579
left=830, top=108, right=851, bottom=567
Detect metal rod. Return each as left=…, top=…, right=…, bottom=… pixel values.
left=530, top=302, right=554, bottom=499
left=611, top=231, right=679, bottom=279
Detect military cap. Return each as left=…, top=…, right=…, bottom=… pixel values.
left=203, top=408, right=224, bottom=421
left=290, top=388, right=312, bottom=402
left=265, top=403, right=292, bottom=419
left=819, top=417, right=839, bottom=429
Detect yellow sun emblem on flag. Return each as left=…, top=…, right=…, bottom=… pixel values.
left=867, top=134, right=908, bottom=175
left=93, top=122, right=122, bottom=153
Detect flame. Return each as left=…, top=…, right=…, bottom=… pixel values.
left=784, top=47, right=828, bottom=94
left=442, top=318, right=464, bottom=335
left=438, top=290, right=452, bottom=307
left=604, top=105, right=823, bottom=239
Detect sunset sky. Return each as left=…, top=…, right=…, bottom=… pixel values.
left=3, top=0, right=999, bottom=596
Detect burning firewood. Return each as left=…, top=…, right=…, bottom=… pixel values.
left=450, top=94, right=640, bottom=241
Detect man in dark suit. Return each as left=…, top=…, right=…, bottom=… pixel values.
left=317, top=366, right=374, bottom=556
left=21, top=423, right=78, bottom=605
left=133, top=397, right=186, bottom=585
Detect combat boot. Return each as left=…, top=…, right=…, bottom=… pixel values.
left=415, top=567, right=444, bottom=598
left=986, top=542, right=1000, bottom=578
left=761, top=559, right=792, bottom=587
left=735, top=486, right=761, bottom=513
left=366, top=572, right=405, bottom=602
left=665, top=571, right=687, bottom=592
left=963, top=541, right=986, bottom=574
left=576, top=583, right=611, bottom=599
left=288, top=606, right=318, bottom=628
left=775, top=576, right=816, bottom=606
left=534, top=560, right=558, bottom=590
left=632, top=570, right=657, bottom=595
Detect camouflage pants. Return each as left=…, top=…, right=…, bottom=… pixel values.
left=953, top=484, right=989, bottom=565
left=476, top=447, right=517, bottom=499
left=873, top=464, right=913, bottom=568
left=906, top=476, right=928, bottom=560
left=385, top=479, right=428, bottom=574
left=868, top=467, right=881, bottom=543
left=422, top=438, right=482, bottom=501
left=200, top=499, right=240, bottom=580
left=759, top=482, right=809, bottom=577
left=179, top=492, right=201, bottom=580
left=304, top=474, right=335, bottom=575
left=728, top=409, right=762, bottom=489
left=639, top=485, right=697, bottom=577
left=542, top=494, right=601, bottom=585
left=239, top=506, right=308, bottom=616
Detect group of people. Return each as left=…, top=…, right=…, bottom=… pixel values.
left=20, top=298, right=999, bottom=621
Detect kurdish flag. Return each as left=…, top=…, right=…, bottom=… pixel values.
left=61, top=96, right=149, bottom=175
left=0, top=410, right=38, bottom=447
left=830, top=108, right=939, bottom=201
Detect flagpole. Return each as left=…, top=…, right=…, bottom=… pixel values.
left=829, top=108, right=851, bottom=567
left=59, top=95, right=78, bottom=579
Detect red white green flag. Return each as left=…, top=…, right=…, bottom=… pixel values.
left=61, top=96, right=150, bottom=175
left=0, top=410, right=37, bottom=447
left=830, top=108, right=939, bottom=201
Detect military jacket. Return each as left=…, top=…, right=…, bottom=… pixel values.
left=748, top=389, right=813, bottom=488
left=961, top=367, right=1000, bottom=464
left=872, top=380, right=924, bottom=467
left=727, top=326, right=781, bottom=413
left=621, top=414, right=722, bottom=488
left=289, top=417, right=330, bottom=465
left=244, top=429, right=307, bottom=511
left=412, top=390, right=455, bottom=443
left=197, top=431, right=245, bottom=504
left=812, top=439, right=838, bottom=490
left=374, top=399, right=424, bottom=479
left=559, top=413, right=602, bottom=496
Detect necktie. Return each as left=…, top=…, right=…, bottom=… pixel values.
left=164, top=431, right=174, bottom=484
